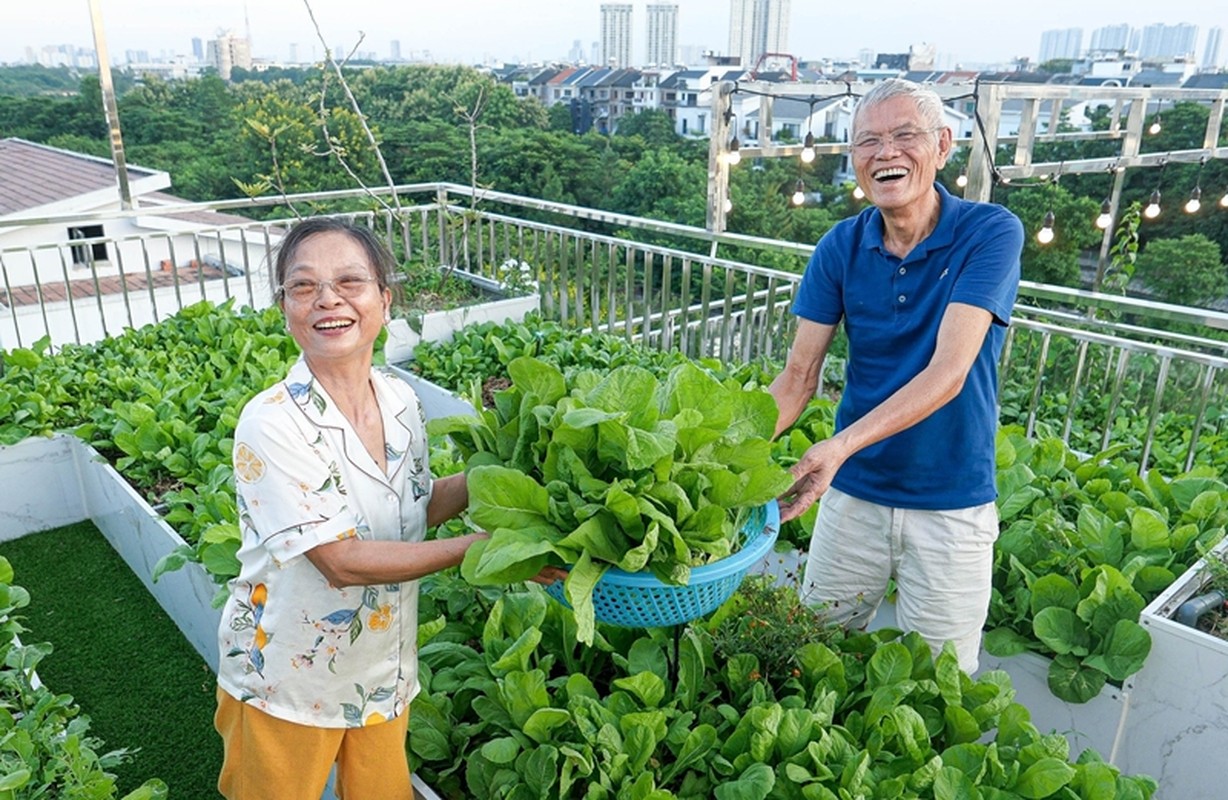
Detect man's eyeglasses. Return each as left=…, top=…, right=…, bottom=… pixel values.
left=280, top=275, right=378, bottom=302
left=851, top=126, right=943, bottom=154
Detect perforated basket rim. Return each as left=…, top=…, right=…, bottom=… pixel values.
left=571, top=499, right=780, bottom=589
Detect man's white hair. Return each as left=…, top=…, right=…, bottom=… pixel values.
left=853, top=78, right=946, bottom=133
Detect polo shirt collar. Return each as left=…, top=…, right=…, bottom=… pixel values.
left=283, top=357, right=412, bottom=486
left=862, top=182, right=959, bottom=260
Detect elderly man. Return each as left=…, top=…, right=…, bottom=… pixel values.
left=770, top=78, right=1023, bottom=672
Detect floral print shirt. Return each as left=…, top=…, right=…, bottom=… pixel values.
left=217, top=357, right=432, bottom=728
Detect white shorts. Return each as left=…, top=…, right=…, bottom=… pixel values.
left=799, top=486, right=999, bottom=673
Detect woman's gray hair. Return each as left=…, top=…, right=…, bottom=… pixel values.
left=270, top=216, right=401, bottom=303
left=853, top=78, right=946, bottom=133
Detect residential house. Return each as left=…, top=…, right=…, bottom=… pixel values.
left=0, top=138, right=270, bottom=349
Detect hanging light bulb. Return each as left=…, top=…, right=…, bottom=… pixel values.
left=1144, top=189, right=1162, bottom=219
left=955, top=167, right=968, bottom=188
left=852, top=184, right=865, bottom=200
left=1148, top=117, right=1162, bottom=135
left=1220, top=190, right=1228, bottom=209
left=792, top=178, right=806, bottom=206
left=1095, top=198, right=1113, bottom=230
left=723, top=197, right=733, bottom=213
left=726, top=137, right=742, bottom=165
left=800, top=131, right=816, bottom=164
left=1185, top=158, right=1205, bottom=214
left=1185, top=187, right=1202, bottom=214
left=1036, top=211, right=1055, bottom=245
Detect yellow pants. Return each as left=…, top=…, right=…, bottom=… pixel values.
left=214, top=687, right=413, bottom=800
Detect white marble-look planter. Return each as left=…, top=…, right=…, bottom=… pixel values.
left=389, top=366, right=477, bottom=420
left=384, top=290, right=540, bottom=364
left=0, top=432, right=448, bottom=800
left=1126, top=539, right=1228, bottom=796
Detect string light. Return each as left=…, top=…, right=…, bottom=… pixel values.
left=1184, top=157, right=1205, bottom=214
left=1185, top=187, right=1202, bottom=214
left=1037, top=211, right=1055, bottom=244
left=726, top=136, right=742, bottom=165
left=1036, top=169, right=1059, bottom=245
left=715, top=83, right=1228, bottom=239
left=1144, top=159, right=1166, bottom=219
left=1139, top=190, right=1159, bottom=218
left=1095, top=198, right=1113, bottom=230
left=1148, top=99, right=1163, bottom=135
left=800, top=131, right=816, bottom=164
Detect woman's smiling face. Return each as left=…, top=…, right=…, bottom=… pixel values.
left=851, top=95, right=952, bottom=213
left=279, top=230, right=391, bottom=369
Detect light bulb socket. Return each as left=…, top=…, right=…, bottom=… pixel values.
left=803, top=131, right=815, bottom=148
left=1042, top=210, right=1055, bottom=228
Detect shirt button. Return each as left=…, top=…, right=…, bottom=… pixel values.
left=898, top=295, right=906, bottom=303
left=899, top=267, right=906, bottom=275
left=386, top=493, right=396, bottom=502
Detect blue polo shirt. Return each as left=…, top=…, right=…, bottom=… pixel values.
left=792, top=183, right=1022, bottom=510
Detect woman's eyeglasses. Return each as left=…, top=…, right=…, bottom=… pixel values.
left=280, top=275, right=377, bottom=302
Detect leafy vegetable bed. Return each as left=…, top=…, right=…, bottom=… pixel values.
left=409, top=574, right=1158, bottom=799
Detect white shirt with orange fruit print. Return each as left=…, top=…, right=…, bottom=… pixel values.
left=216, top=356, right=432, bottom=728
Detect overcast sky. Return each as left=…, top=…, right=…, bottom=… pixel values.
left=4, top=1, right=1226, bottom=69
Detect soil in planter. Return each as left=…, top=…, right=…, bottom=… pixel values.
left=0, top=521, right=222, bottom=797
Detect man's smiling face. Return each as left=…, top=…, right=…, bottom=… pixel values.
left=851, top=95, right=952, bottom=214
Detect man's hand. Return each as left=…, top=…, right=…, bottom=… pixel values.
left=778, top=438, right=849, bottom=522
left=529, top=566, right=570, bottom=586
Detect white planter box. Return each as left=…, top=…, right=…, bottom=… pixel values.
left=389, top=366, right=477, bottom=420
left=0, top=430, right=453, bottom=800
left=1124, top=540, right=1228, bottom=796
left=385, top=291, right=540, bottom=364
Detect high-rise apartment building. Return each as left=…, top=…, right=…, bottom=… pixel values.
left=1138, top=23, right=1198, bottom=61
left=1038, top=28, right=1083, bottom=63
left=207, top=30, right=252, bottom=81
left=191, top=37, right=204, bottom=62
left=645, top=4, right=679, bottom=67
left=1204, top=27, right=1223, bottom=69
left=1089, top=24, right=1131, bottom=54
left=600, top=4, right=633, bottom=68
left=728, top=0, right=790, bottom=68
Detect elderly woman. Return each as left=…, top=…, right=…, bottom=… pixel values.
left=214, top=217, right=558, bottom=799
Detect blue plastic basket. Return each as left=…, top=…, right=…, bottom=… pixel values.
left=544, top=500, right=780, bottom=628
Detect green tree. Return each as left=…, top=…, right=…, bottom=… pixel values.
left=609, top=147, right=706, bottom=225
left=615, top=109, right=679, bottom=146
left=1135, top=234, right=1227, bottom=307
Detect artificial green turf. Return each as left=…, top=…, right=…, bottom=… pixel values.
left=0, top=521, right=222, bottom=797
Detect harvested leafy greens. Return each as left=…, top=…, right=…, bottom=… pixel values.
left=428, top=356, right=794, bottom=643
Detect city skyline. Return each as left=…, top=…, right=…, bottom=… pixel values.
left=4, top=1, right=1226, bottom=69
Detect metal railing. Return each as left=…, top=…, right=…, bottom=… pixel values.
left=3, top=183, right=1226, bottom=473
